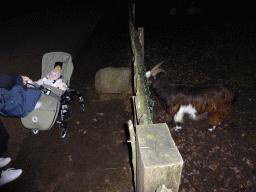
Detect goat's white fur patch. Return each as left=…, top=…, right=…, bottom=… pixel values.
left=145, top=71, right=151, bottom=78
left=173, top=105, right=217, bottom=132
left=174, top=105, right=197, bottom=123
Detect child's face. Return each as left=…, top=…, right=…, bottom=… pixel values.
left=49, top=71, right=59, bottom=80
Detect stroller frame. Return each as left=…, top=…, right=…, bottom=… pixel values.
left=56, top=88, right=84, bottom=138
left=22, top=52, right=84, bottom=138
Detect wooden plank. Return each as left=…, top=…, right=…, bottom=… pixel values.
left=136, top=123, right=183, bottom=192
left=128, top=120, right=136, bottom=188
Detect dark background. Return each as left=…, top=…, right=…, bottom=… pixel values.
left=0, top=1, right=256, bottom=191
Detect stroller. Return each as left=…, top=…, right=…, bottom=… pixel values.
left=21, top=52, right=85, bottom=138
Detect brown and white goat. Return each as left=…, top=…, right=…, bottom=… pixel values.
left=146, top=62, right=234, bottom=132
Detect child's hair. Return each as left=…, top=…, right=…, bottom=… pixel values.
left=51, top=69, right=61, bottom=78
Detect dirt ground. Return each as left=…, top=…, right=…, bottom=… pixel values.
left=0, top=84, right=134, bottom=192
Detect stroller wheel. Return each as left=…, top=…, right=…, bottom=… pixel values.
left=60, top=128, right=67, bottom=138
left=31, top=129, right=39, bottom=135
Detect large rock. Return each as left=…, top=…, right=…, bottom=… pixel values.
left=95, top=67, right=131, bottom=93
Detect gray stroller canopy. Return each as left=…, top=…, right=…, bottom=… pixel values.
left=41, top=52, right=74, bottom=86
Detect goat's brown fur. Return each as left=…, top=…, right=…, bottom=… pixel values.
left=148, top=62, right=234, bottom=128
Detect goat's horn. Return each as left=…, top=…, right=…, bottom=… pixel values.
left=151, top=61, right=166, bottom=77
left=151, top=61, right=165, bottom=73
left=152, top=68, right=167, bottom=77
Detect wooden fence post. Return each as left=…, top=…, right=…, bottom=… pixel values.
left=128, top=3, right=183, bottom=192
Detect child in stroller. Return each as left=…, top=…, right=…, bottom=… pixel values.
left=21, top=52, right=84, bottom=138
left=33, top=68, right=67, bottom=110
left=35, top=67, right=67, bottom=91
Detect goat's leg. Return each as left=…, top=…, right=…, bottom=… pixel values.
left=207, top=109, right=224, bottom=132
left=208, top=125, right=217, bottom=132
left=174, top=122, right=182, bottom=131
left=173, top=107, right=185, bottom=131
left=173, top=105, right=198, bottom=131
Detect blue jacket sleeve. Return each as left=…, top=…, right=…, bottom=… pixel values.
left=0, top=72, right=23, bottom=90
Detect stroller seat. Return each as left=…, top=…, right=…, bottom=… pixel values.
left=21, top=52, right=84, bottom=138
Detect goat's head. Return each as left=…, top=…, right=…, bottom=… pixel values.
left=146, top=61, right=167, bottom=83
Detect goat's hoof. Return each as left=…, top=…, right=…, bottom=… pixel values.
left=174, top=125, right=182, bottom=132
left=208, top=125, right=216, bottom=132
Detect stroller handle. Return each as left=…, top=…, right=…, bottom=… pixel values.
left=27, top=80, right=41, bottom=88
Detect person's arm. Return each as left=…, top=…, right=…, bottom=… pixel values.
left=56, top=79, right=67, bottom=90
left=0, top=72, right=30, bottom=90
left=34, top=78, right=46, bottom=85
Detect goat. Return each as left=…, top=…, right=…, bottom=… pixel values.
left=146, top=61, right=234, bottom=132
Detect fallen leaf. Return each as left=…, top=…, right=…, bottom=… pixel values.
left=212, top=146, right=220, bottom=151
left=209, top=162, right=219, bottom=170
left=184, top=178, right=189, bottom=183
left=214, top=173, right=223, bottom=180
left=245, top=159, right=254, bottom=169
left=246, top=179, right=253, bottom=188
left=230, top=166, right=240, bottom=173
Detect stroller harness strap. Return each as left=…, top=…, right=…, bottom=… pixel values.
left=27, top=81, right=62, bottom=101
left=39, top=86, right=62, bottom=101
